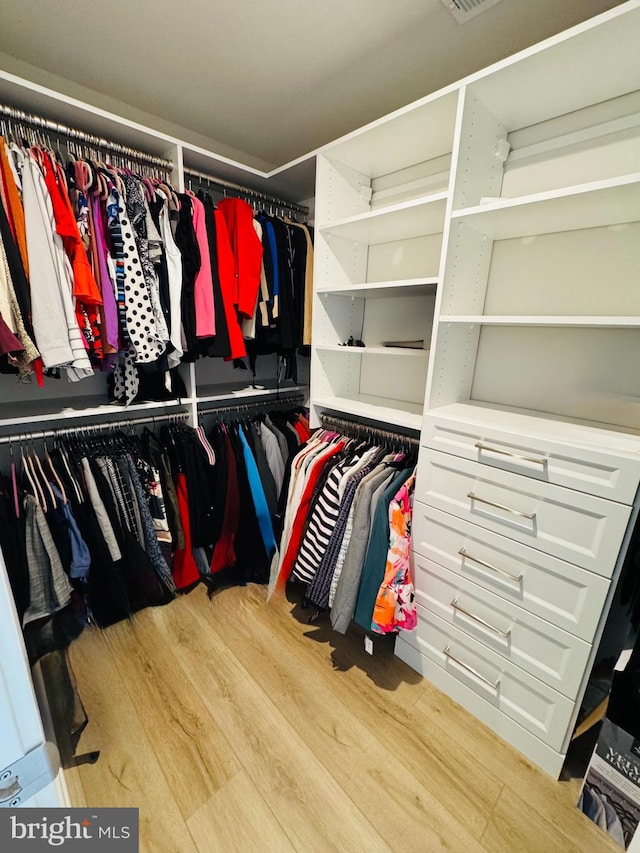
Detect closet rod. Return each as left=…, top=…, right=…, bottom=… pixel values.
left=183, top=166, right=309, bottom=216
left=0, top=411, right=189, bottom=445
left=199, top=392, right=305, bottom=419
left=319, top=412, right=420, bottom=448
left=0, top=102, right=174, bottom=171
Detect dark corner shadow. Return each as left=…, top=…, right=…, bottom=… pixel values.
left=284, top=583, right=424, bottom=693
left=559, top=723, right=601, bottom=785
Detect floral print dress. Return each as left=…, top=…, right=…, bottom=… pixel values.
left=371, top=469, right=417, bottom=634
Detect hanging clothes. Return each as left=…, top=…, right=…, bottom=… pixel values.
left=371, top=471, right=417, bottom=634
left=273, top=426, right=418, bottom=637
left=217, top=196, right=263, bottom=319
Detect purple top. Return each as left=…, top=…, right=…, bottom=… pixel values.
left=91, top=194, right=118, bottom=371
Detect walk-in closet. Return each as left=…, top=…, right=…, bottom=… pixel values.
left=1, top=1, right=639, bottom=850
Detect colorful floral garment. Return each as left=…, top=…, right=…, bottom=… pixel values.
left=371, top=470, right=417, bottom=634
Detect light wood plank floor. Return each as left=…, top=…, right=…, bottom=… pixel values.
left=64, top=584, right=615, bottom=852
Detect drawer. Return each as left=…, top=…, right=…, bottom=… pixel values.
left=423, top=413, right=640, bottom=504
left=401, top=607, right=574, bottom=750
left=416, top=449, right=632, bottom=574
left=412, top=504, right=611, bottom=639
left=411, top=553, right=591, bottom=698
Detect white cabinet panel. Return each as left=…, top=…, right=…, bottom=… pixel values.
left=422, top=413, right=640, bottom=503
left=412, top=505, right=610, bottom=639
left=411, top=553, right=591, bottom=698
left=416, top=449, right=632, bottom=573
left=400, top=607, right=574, bottom=750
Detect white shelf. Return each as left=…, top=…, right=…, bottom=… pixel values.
left=316, top=344, right=429, bottom=358
left=452, top=173, right=640, bottom=240
left=314, top=395, right=422, bottom=431
left=317, top=278, right=437, bottom=299
left=0, top=397, right=187, bottom=430
left=319, top=194, right=447, bottom=244
left=439, top=315, right=640, bottom=328
left=321, top=91, right=458, bottom=178
left=196, top=382, right=305, bottom=405
left=467, top=3, right=640, bottom=133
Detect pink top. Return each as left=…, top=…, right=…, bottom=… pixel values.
left=189, top=193, right=216, bottom=338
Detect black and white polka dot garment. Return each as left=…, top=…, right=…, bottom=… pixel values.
left=122, top=176, right=169, bottom=356
left=117, top=200, right=166, bottom=364
left=113, top=347, right=139, bottom=406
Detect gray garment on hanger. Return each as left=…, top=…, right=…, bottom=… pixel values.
left=602, top=796, right=625, bottom=846
left=81, top=457, right=122, bottom=562
left=258, top=421, right=285, bottom=496
left=330, top=466, right=395, bottom=634
left=265, top=414, right=289, bottom=465
left=23, top=494, right=73, bottom=626
left=250, top=423, right=278, bottom=519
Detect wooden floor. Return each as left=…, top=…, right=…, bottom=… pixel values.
left=63, top=584, right=615, bottom=852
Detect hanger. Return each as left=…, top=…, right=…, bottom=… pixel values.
left=29, top=433, right=57, bottom=511
left=44, top=437, right=67, bottom=505
left=21, top=433, right=47, bottom=512
left=57, top=433, right=84, bottom=504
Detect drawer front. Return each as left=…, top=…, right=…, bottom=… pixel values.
left=412, top=504, right=611, bottom=638
left=416, top=449, right=632, bottom=574
left=422, top=414, right=640, bottom=504
left=411, top=553, right=590, bottom=697
left=401, top=607, right=574, bottom=750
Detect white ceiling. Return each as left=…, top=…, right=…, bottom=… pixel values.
left=0, top=0, right=626, bottom=170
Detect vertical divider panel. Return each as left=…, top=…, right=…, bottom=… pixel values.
left=452, top=90, right=508, bottom=210
left=316, top=155, right=372, bottom=222
left=425, top=87, right=471, bottom=412
left=169, top=143, right=198, bottom=425
left=171, top=142, right=185, bottom=193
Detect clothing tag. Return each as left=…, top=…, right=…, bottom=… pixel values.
left=364, top=636, right=374, bottom=655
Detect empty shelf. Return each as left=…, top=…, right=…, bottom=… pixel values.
left=314, top=395, right=423, bottom=431
left=317, top=278, right=438, bottom=299
left=319, top=194, right=447, bottom=244
left=452, top=173, right=640, bottom=239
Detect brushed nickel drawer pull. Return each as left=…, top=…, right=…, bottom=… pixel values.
left=467, top=491, right=536, bottom=521
left=443, top=646, right=500, bottom=691
left=475, top=442, right=546, bottom=467
left=458, top=548, right=523, bottom=583
left=450, top=598, right=512, bottom=639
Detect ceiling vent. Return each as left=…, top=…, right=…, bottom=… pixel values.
left=441, top=0, right=506, bottom=24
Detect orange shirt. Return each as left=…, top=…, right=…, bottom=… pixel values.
left=0, top=139, right=29, bottom=278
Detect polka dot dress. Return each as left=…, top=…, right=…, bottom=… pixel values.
left=118, top=202, right=166, bottom=364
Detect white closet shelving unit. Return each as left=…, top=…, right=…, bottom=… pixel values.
left=0, top=69, right=315, bottom=440
left=310, top=91, right=458, bottom=431
left=3, top=0, right=640, bottom=791
left=311, top=0, right=640, bottom=777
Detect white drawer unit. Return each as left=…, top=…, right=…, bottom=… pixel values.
left=422, top=410, right=640, bottom=504
left=375, top=1, right=640, bottom=779
left=412, top=504, right=611, bottom=641
left=411, top=554, right=591, bottom=698
left=399, top=607, right=575, bottom=751
left=416, top=449, right=632, bottom=574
